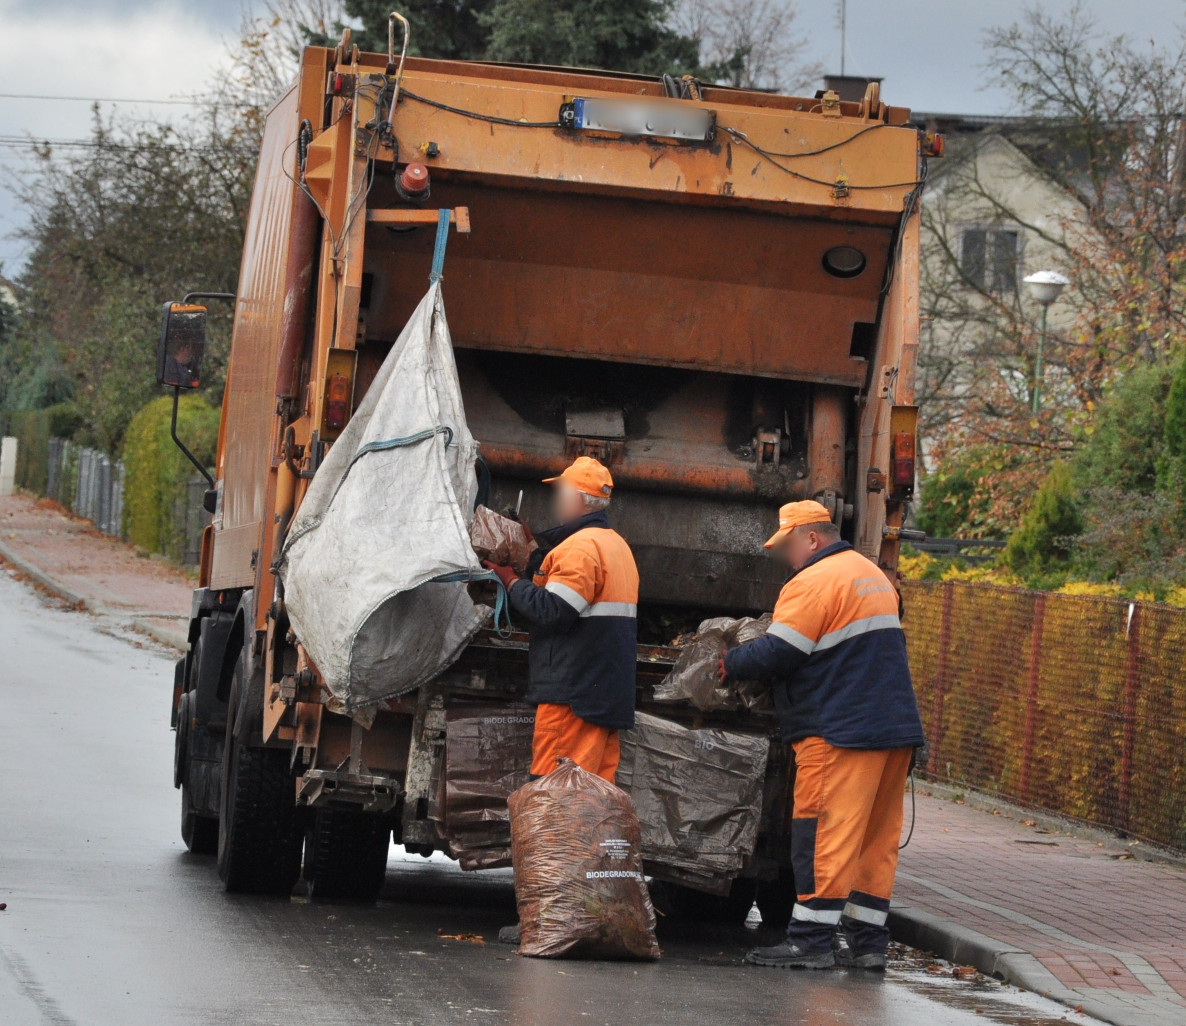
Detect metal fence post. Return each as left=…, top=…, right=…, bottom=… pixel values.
left=1018, top=592, right=1046, bottom=802
left=46, top=437, right=61, bottom=500
left=97, top=455, right=112, bottom=534
left=1118, top=603, right=1142, bottom=832
left=926, top=581, right=956, bottom=776
left=113, top=461, right=125, bottom=539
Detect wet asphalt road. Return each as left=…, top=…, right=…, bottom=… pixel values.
left=0, top=572, right=1102, bottom=1026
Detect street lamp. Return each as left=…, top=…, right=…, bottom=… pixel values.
left=1023, top=270, right=1070, bottom=414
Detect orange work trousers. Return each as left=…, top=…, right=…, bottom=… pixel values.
left=530, top=703, right=620, bottom=783
left=785, top=736, right=912, bottom=952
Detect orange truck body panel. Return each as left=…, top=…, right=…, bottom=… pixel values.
left=208, top=49, right=922, bottom=626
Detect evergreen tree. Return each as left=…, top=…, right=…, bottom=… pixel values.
left=1003, top=463, right=1084, bottom=584
left=481, top=0, right=698, bottom=75
left=341, top=0, right=494, bottom=60
left=343, top=0, right=697, bottom=74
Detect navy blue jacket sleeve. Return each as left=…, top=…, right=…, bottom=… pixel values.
left=724, top=634, right=809, bottom=680
left=507, top=580, right=582, bottom=632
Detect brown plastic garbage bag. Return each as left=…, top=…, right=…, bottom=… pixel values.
left=470, top=506, right=536, bottom=573
left=441, top=704, right=535, bottom=870
left=653, top=615, right=774, bottom=713
left=508, top=759, right=660, bottom=961
left=617, top=712, right=770, bottom=887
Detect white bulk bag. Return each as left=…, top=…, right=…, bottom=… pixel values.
left=276, top=283, right=486, bottom=711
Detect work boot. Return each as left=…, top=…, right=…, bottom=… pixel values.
left=498, top=924, right=520, bottom=946
left=744, top=942, right=835, bottom=969
left=836, top=947, right=888, bottom=971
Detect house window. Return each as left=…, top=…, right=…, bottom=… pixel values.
left=961, top=228, right=1020, bottom=293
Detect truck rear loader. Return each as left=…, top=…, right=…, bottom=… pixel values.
left=164, top=18, right=928, bottom=920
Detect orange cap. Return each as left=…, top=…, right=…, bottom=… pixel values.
left=764, top=499, right=834, bottom=549
left=543, top=456, right=613, bottom=498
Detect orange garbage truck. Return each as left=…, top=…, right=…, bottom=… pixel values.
left=163, top=20, right=929, bottom=920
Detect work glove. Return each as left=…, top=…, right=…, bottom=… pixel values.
left=717, top=654, right=729, bottom=685
left=481, top=560, right=518, bottom=590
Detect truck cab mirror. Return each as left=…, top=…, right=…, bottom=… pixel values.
left=157, top=302, right=208, bottom=389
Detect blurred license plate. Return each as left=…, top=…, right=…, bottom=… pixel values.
left=562, top=97, right=715, bottom=142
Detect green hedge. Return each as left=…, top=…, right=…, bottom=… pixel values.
left=5, top=403, right=83, bottom=493
left=122, top=394, right=220, bottom=560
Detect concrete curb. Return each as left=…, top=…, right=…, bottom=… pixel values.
left=890, top=904, right=1180, bottom=1026
left=131, top=617, right=189, bottom=653
left=0, top=537, right=104, bottom=613
left=0, top=537, right=187, bottom=653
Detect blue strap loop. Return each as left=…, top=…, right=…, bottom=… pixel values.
left=431, top=568, right=514, bottom=637
left=429, top=208, right=451, bottom=283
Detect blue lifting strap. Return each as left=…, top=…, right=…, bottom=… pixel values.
left=429, top=208, right=451, bottom=284
left=430, top=568, right=514, bottom=638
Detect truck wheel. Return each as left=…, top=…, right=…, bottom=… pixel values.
left=304, top=808, right=391, bottom=903
left=756, top=867, right=797, bottom=929
left=176, top=691, right=219, bottom=855
left=217, top=658, right=303, bottom=895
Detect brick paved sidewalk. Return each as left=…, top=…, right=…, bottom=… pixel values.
left=893, top=787, right=1186, bottom=1026
left=0, top=492, right=191, bottom=648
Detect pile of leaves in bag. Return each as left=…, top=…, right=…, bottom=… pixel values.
left=508, top=759, right=660, bottom=960
left=470, top=506, right=535, bottom=573
left=653, top=615, right=775, bottom=713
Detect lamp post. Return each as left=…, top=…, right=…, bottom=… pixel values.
left=1023, top=270, right=1069, bottom=414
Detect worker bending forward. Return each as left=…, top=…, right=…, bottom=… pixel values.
left=723, top=500, right=924, bottom=971
left=483, top=456, right=640, bottom=783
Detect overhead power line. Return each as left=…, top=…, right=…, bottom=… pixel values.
left=0, top=92, right=253, bottom=107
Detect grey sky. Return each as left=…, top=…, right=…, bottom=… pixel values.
left=2, top=0, right=1184, bottom=272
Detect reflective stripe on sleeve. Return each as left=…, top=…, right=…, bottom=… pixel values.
left=767, top=620, right=816, bottom=654
left=545, top=581, right=590, bottom=613
left=814, top=613, right=902, bottom=652
left=580, top=601, right=637, bottom=619
left=842, top=902, right=889, bottom=926
left=792, top=903, right=842, bottom=925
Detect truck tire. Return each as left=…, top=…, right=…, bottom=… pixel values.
left=304, top=808, right=391, bottom=903
left=176, top=692, right=220, bottom=855
left=217, top=657, right=303, bottom=895
left=755, top=866, right=797, bottom=929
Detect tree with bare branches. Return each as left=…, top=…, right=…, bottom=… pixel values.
left=674, top=0, right=819, bottom=91
left=917, top=3, right=1186, bottom=540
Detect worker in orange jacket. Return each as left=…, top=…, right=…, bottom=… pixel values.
left=721, top=500, right=924, bottom=971
left=482, top=456, right=640, bottom=783
left=484, top=456, right=639, bottom=948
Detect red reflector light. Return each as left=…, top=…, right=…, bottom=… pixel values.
left=923, top=132, right=945, bottom=158
left=333, top=73, right=344, bottom=95
left=326, top=373, right=351, bottom=431
left=892, top=431, right=916, bottom=491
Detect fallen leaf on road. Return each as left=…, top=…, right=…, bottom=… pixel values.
left=1020, top=819, right=1036, bottom=827
left=952, top=965, right=979, bottom=980
left=437, top=930, right=485, bottom=944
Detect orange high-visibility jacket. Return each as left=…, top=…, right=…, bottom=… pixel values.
left=507, top=511, right=640, bottom=730
left=724, top=542, right=924, bottom=749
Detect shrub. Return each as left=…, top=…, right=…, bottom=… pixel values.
left=122, top=394, right=219, bottom=559
left=1003, top=463, right=1084, bottom=585
left=4, top=403, right=83, bottom=492
left=1074, top=361, right=1175, bottom=496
